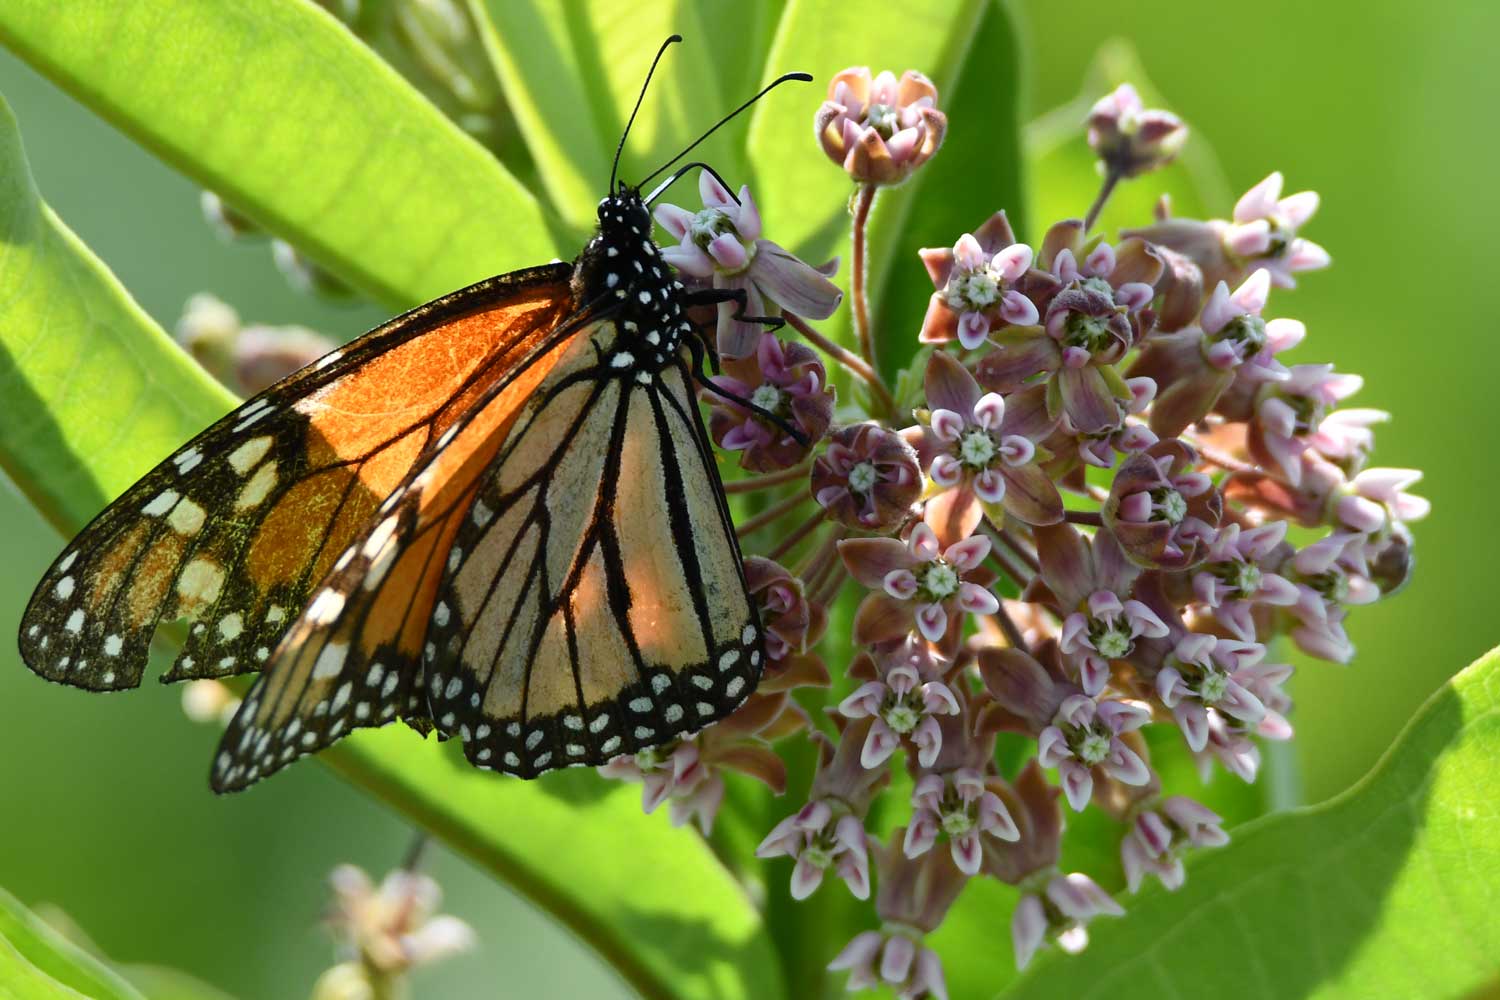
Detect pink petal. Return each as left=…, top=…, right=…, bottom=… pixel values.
left=994, top=243, right=1034, bottom=281
left=1000, top=290, right=1039, bottom=326
left=1234, top=171, right=1284, bottom=222
left=930, top=408, right=965, bottom=441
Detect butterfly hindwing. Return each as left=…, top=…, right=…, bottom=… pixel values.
left=424, top=317, right=764, bottom=776
left=19, top=265, right=573, bottom=694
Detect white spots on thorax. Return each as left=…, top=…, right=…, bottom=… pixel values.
left=646, top=330, right=660, bottom=345
left=235, top=461, right=278, bottom=510
left=141, top=490, right=180, bottom=517
left=307, top=588, right=346, bottom=626
left=103, top=634, right=123, bottom=657
left=606, top=246, right=618, bottom=257
left=637, top=290, right=652, bottom=304
left=54, top=576, right=75, bottom=600
left=605, top=273, right=619, bottom=288
left=57, top=551, right=78, bottom=573
left=217, top=613, right=243, bottom=640
left=168, top=498, right=206, bottom=536
left=64, top=609, right=85, bottom=635
left=228, top=436, right=273, bottom=475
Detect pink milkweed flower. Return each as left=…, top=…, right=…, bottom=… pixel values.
left=1191, top=521, right=1300, bottom=640
left=811, top=422, right=923, bottom=532
left=1037, top=694, right=1152, bottom=811
left=828, top=929, right=948, bottom=1000
left=918, top=213, right=1040, bottom=350
left=1121, top=796, right=1229, bottom=892
left=1104, top=439, right=1223, bottom=570
left=705, top=332, right=833, bottom=472
left=1154, top=633, right=1270, bottom=752
left=742, top=556, right=827, bottom=674
left=815, top=67, right=947, bottom=186
left=1011, top=872, right=1125, bottom=970
left=904, top=350, right=1064, bottom=545
left=1131, top=269, right=1305, bottom=437
left=1308, top=407, right=1388, bottom=470
left=1244, top=364, right=1365, bottom=485
left=840, top=522, right=999, bottom=646
left=838, top=647, right=961, bottom=769
left=326, top=864, right=476, bottom=976
left=904, top=767, right=1019, bottom=875
left=654, top=172, right=842, bottom=359
left=757, top=803, right=871, bottom=901
left=1034, top=523, right=1168, bottom=696
left=1223, top=172, right=1331, bottom=288
left=1125, top=172, right=1328, bottom=291
left=1086, top=83, right=1188, bottom=178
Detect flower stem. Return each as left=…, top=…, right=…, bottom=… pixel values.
left=784, top=311, right=898, bottom=420
left=736, top=490, right=808, bottom=537
left=400, top=831, right=430, bottom=872
left=851, top=183, right=878, bottom=373
left=812, top=562, right=847, bottom=607
left=992, top=601, right=1030, bottom=655
left=765, top=508, right=827, bottom=562
left=723, top=459, right=812, bottom=494
left=997, top=527, right=1040, bottom=573
left=1064, top=509, right=1104, bottom=526
left=1083, top=168, right=1122, bottom=233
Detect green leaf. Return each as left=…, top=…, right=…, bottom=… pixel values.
left=118, top=967, right=237, bottom=1000
left=471, top=0, right=772, bottom=235
left=0, top=94, right=237, bottom=532
left=0, top=0, right=560, bottom=309
left=0, top=89, right=781, bottom=1000
left=999, top=646, right=1500, bottom=1000
left=0, top=891, right=144, bottom=1000
left=1024, top=39, right=1231, bottom=243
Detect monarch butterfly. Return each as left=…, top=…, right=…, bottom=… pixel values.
left=17, top=38, right=814, bottom=793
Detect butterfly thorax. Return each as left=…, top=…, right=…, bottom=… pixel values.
left=573, top=189, right=692, bottom=374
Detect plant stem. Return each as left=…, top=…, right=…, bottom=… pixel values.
left=784, top=311, right=898, bottom=420
left=1083, top=168, right=1122, bottom=233
left=997, top=527, right=1040, bottom=573
left=812, top=563, right=847, bottom=607
left=850, top=183, right=878, bottom=374
left=400, top=831, right=430, bottom=872
left=724, top=460, right=812, bottom=494
left=766, top=508, right=826, bottom=563
left=735, top=490, right=807, bottom=537
left=1064, top=509, right=1104, bottom=526
left=992, top=601, right=1030, bottom=655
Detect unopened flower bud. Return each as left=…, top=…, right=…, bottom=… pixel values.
left=816, top=67, right=947, bottom=185
left=1086, top=83, right=1187, bottom=178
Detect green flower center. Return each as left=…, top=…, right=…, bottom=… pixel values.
left=1092, top=623, right=1133, bottom=659
left=1063, top=311, right=1114, bottom=353
left=865, top=103, right=899, bottom=139
left=848, top=461, right=878, bottom=494
left=801, top=842, right=833, bottom=870
left=958, top=428, right=998, bottom=468
left=947, top=266, right=1002, bottom=312
left=1213, top=313, right=1268, bottom=355
left=941, top=809, right=975, bottom=836
left=1154, top=487, right=1188, bottom=525
left=750, top=383, right=784, bottom=414
left=688, top=207, right=737, bottom=248
left=1076, top=728, right=1111, bottom=766
left=1304, top=567, right=1350, bottom=604
left=1198, top=669, right=1230, bottom=704
left=1081, top=275, right=1115, bottom=297
left=919, top=561, right=960, bottom=601
left=884, top=701, right=921, bottom=735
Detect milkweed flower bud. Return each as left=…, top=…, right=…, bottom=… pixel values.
left=816, top=67, right=947, bottom=185
left=705, top=333, right=833, bottom=471
left=1086, top=83, right=1187, bottom=178
left=811, top=423, right=922, bottom=531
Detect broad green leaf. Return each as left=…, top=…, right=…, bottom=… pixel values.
left=0, top=0, right=560, bottom=310
left=1024, top=39, right=1231, bottom=243
left=1000, top=646, right=1500, bottom=1000
left=0, top=891, right=144, bottom=1000
left=0, top=93, right=782, bottom=1000
left=472, top=1, right=771, bottom=234
left=0, top=94, right=237, bottom=531
left=119, top=967, right=237, bottom=1000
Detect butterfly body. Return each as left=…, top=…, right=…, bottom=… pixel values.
left=20, top=184, right=766, bottom=791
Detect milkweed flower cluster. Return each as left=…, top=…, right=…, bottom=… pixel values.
left=600, top=66, right=1422, bottom=997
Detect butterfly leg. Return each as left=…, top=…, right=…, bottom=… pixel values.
left=680, top=302, right=810, bottom=448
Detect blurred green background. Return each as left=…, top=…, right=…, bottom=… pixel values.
left=2, top=0, right=1495, bottom=997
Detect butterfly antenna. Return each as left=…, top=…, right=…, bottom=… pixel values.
left=638, top=71, right=813, bottom=188
left=644, top=161, right=741, bottom=206
left=612, top=34, right=683, bottom=192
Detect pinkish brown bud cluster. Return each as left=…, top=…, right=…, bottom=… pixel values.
left=589, top=72, right=1421, bottom=996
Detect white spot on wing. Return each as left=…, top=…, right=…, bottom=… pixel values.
left=312, top=642, right=349, bottom=680
left=227, top=436, right=273, bottom=475
left=142, top=490, right=179, bottom=517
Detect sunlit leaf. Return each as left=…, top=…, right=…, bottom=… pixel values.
left=0, top=0, right=559, bottom=309
left=0, top=890, right=144, bottom=1000
left=0, top=89, right=781, bottom=1000
left=1000, top=646, right=1500, bottom=1000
